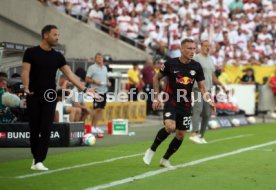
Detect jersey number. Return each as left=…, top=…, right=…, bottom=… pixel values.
left=183, top=116, right=191, bottom=126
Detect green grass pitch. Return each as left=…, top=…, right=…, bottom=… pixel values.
left=0, top=123, right=275, bottom=190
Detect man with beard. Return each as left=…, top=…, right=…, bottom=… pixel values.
left=22, top=25, right=97, bottom=170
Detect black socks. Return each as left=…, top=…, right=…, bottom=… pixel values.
left=150, top=128, right=170, bottom=151
left=163, top=137, right=183, bottom=160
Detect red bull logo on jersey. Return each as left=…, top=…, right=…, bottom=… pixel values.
left=177, top=76, right=193, bottom=85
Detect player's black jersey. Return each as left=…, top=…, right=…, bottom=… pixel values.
left=160, top=57, right=205, bottom=111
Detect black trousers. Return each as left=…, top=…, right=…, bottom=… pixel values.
left=26, top=94, right=56, bottom=163
left=128, top=85, right=138, bottom=101
left=143, top=84, right=154, bottom=114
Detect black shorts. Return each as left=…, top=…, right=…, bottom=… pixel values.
left=93, top=93, right=107, bottom=109
left=163, top=103, right=191, bottom=131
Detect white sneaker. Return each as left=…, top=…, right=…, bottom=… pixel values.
left=91, top=127, right=98, bottom=134
left=143, top=148, right=155, bottom=165
left=200, top=137, right=208, bottom=144
left=189, top=135, right=203, bottom=144
left=31, top=162, right=49, bottom=171
left=30, top=159, right=35, bottom=170
left=160, top=158, right=173, bottom=168
left=96, top=127, right=104, bottom=134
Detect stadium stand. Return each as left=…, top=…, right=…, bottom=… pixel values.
left=0, top=0, right=148, bottom=60
left=41, top=0, right=275, bottom=67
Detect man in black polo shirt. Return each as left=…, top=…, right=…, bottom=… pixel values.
left=143, top=39, right=216, bottom=167
left=22, top=25, right=97, bottom=171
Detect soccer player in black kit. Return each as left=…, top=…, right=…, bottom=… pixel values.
left=22, top=25, right=97, bottom=171
left=143, top=39, right=216, bottom=167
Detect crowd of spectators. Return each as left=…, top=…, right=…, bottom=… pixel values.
left=38, top=0, right=275, bottom=68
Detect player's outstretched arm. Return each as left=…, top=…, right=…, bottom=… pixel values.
left=60, top=65, right=86, bottom=91
left=60, top=65, right=98, bottom=98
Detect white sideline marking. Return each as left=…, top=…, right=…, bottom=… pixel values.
left=252, top=148, right=275, bottom=152
left=94, top=150, right=139, bottom=153
left=208, top=134, right=254, bottom=144
left=16, top=153, right=143, bottom=179
left=85, top=140, right=276, bottom=190
left=14, top=134, right=255, bottom=179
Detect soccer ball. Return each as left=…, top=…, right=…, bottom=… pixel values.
left=271, top=113, right=276, bottom=119
left=247, top=116, right=256, bottom=124
left=82, top=133, right=96, bottom=146
left=231, top=118, right=240, bottom=127
left=2, top=92, right=21, bottom=108
left=208, top=120, right=219, bottom=129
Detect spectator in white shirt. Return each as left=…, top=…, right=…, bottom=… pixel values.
left=213, top=26, right=224, bottom=43
left=227, top=23, right=239, bottom=45
left=211, top=51, right=225, bottom=68
left=163, top=6, right=179, bottom=23
left=88, top=4, right=103, bottom=28
left=117, top=9, right=131, bottom=33
left=189, top=0, right=199, bottom=9
left=243, top=0, right=257, bottom=12
left=262, top=0, right=272, bottom=12
left=168, top=32, right=181, bottom=58
left=113, top=0, right=128, bottom=16
left=258, top=26, right=273, bottom=43
left=81, top=0, right=93, bottom=22
left=191, top=20, right=201, bottom=41
left=239, top=16, right=255, bottom=39
left=146, top=25, right=167, bottom=55
left=200, top=26, right=210, bottom=42
left=168, top=17, right=179, bottom=34
left=95, top=0, right=105, bottom=9
left=267, top=2, right=276, bottom=17
left=126, top=19, right=139, bottom=39
left=201, top=4, right=215, bottom=27
left=49, top=0, right=67, bottom=13
left=215, top=0, right=229, bottom=16
left=146, top=16, right=157, bottom=36
left=248, top=45, right=260, bottom=61
left=254, top=39, right=266, bottom=55
left=156, top=0, right=168, bottom=14
left=178, top=1, right=194, bottom=24
left=68, top=0, right=83, bottom=20
left=181, top=27, right=195, bottom=41
left=127, top=0, right=135, bottom=13
left=236, top=28, right=248, bottom=49
left=155, top=10, right=165, bottom=30
left=264, top=38, right=273, bottom=57
left=137, top=1, right=154, bottom=15
left=267, top=53, right=276, bottom=66
left=168, top=0, right=183, bottom=12
left=183, top=12, right=195, bottom=28
left=191, top=6, right=202, bottom=22
left=214, top=0, right=229, bottom=20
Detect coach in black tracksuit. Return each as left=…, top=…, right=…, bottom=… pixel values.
left=22, top=25, right=96, bottom=171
